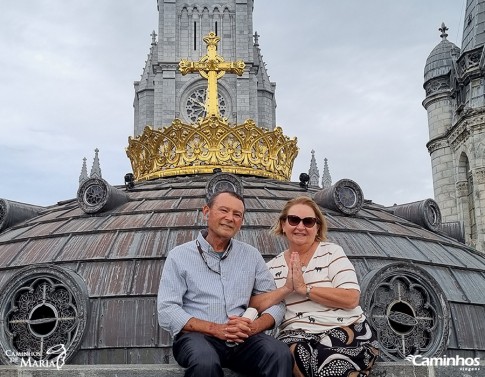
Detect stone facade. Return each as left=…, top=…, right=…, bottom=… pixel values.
left=423, top=2, right=485, bottom=252
left=133, top=0, right=276, bottom=136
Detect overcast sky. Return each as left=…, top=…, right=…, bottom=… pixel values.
left=0, top=1, right=465, bottom=207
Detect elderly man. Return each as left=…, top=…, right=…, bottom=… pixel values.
left=157, top=190, right=292, bottom=377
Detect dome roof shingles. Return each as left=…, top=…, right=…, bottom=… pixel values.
left=424, top=26, right=460, bottom=83
left=0, top=174, right=484, bottom=363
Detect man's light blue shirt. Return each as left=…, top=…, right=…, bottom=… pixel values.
left=157, top=231, right=285, bottom=337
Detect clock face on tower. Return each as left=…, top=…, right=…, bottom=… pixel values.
left=185, top=88, right=227, bottom=123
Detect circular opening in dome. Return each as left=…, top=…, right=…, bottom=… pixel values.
left=336, top=186, right=357, bottom=208
left=0, top=266, right=89, bottom=365
left=387, top=301, right=417, bottom=335
left=426, top=204, right=439, bottom=226
left=83, top=184, right=105, bottom=206
left=206, top=173, right=243, bottom=202
left=363, top=264, right=449, bottom=361
left=214, top=180, right=236, bottom=193
left=28, top=303, right=58, bottom=337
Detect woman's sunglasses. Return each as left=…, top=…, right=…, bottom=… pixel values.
left=285, top=215, right=319, bottom=228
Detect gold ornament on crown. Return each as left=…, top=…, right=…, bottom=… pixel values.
left=126, top=32, right=298, bottom=181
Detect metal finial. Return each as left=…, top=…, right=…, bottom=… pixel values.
left=439, top=22, right=448, bottom=40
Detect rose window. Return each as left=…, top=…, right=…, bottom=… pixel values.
left=185, top=88, right=227, bottom=122
left=362, top=263, right=449, bottom=361
left=0, top=265, right=88, bottom=364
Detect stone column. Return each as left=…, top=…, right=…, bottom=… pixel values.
left=473, top=167, right=485, bottom=252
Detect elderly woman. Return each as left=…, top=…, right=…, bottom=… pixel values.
left=250, top=196, right=379, bottom=377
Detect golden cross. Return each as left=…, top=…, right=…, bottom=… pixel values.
left=179, top=32, right=245, bottom=118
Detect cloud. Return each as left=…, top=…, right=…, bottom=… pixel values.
left=0, top=1, right=464, bottom=207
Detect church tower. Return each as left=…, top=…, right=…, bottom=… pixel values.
left=133, top=0, right=276, bottom=136
left=423, top=0, right=485, bottom=252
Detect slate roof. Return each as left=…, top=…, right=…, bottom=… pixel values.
left=424, top=37, right=460, bottom=83
left=0, top=174, right=484, bottom=364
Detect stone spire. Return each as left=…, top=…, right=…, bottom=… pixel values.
left=90, top=149, right=102, bottom=179
left=79, top=157, right=89, bottom=185
left=321, top=158, right=332, bottom=189
left=133, top=31, right=159, bottom=136
left=308, top=150, right=320, bottom=187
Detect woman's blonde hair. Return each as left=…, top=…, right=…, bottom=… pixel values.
left=272, top=196, right=328, bottom=242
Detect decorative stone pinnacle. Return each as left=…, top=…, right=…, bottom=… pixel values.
left=151, top=30, right=157, bottom=45
left=254, top=31, right=260, bottom=46
left=79, top=157, right=88, bottom=185
left=308, top=150, right=320, bottom=187
left=90, top=148, right=102, bottom=179
left=322, top=158, right=332, bottom=189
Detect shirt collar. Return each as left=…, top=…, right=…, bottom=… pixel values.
left=197, top=230, right=233, bottom=258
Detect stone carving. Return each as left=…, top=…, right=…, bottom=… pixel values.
left=362, top=263, right=449, bottom=361
left=425, top=77, right=450, bottom=96
left=475, top=167, right=485, bottom=184
left=457, top=49, right=481, bottom=76
left=449, top=122, right=470, bottom=150
left=0, top=265, right=89, bottom=365
left=456, top=180, right=469, bottom=197
left=427, top=139, right=448, bottom=154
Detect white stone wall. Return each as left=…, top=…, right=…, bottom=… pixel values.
left=136, top=90, right=155, bottom=133
left=424, top=91, right=460, bottom=227
left=258, top=89, right=276, bottom=128
left=430, top=144, right=459, bottom=221
left=450, top=124, right=485, bottom=251
left=426, top=95, right=453, bottom=140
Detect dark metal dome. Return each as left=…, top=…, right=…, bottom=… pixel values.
left=0, top=173, right=484, bottom=364
left=424, top=38, right=460, bottom=83
left=423, top=23, right=460, bottom=97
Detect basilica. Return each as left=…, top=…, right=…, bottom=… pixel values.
left=0, top=0, right=483, bottom=369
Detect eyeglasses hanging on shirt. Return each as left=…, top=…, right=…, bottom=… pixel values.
left=196, top=240, right=228, bottom=275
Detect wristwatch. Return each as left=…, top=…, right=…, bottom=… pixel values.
left=306, top=285, right=314, bottom=298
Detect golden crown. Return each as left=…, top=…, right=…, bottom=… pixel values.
left=126, top=32, right=298, bottom=182
left=126, top=115, right=298, bottom=181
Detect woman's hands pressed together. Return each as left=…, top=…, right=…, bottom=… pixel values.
left=289, top=252, right=307, bottom=296
left=250, top=250, right=310, bottom=312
